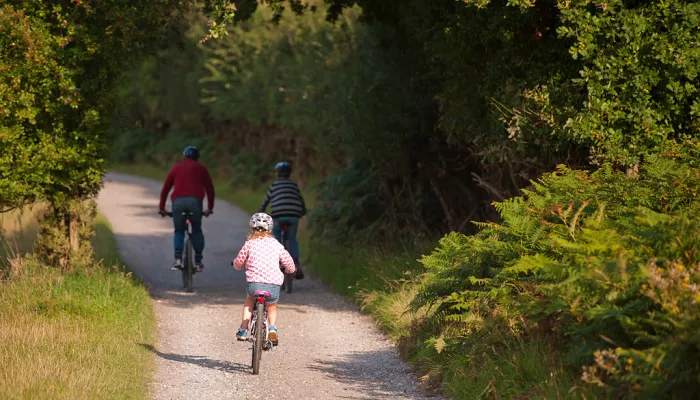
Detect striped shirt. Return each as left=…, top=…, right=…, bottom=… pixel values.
left=259, top=178, right=306, bottom=218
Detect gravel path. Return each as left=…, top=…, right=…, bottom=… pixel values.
left=97, top=173, right=436, bottom=400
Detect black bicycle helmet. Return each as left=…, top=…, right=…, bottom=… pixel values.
left=183, top=146, right=200, bottom=160
left=275, top=161, right=291, bottom=177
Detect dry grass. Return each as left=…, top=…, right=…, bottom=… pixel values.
left=0, top=313, right=151, bottom=399
left=0, top=214, right=156, bottom=400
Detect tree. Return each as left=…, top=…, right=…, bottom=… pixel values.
left=0, top=0, right=241, bottom=263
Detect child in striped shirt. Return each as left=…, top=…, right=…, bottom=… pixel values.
left=259, top=161, right=306, bottom=279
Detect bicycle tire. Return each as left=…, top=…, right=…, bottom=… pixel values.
left=284, top=270, right=293, bottom=294
left=252, top=301, right=264, bottom=374
left=183, top=235, right=193, bottom=293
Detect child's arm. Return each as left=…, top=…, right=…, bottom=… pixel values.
left=258, top=184, right=273, bottom=213
left=233, top=242, right=249, bottom=270
left=280, top=248, right=296, bottom=274
left=295, top=181, right=306, bottom=217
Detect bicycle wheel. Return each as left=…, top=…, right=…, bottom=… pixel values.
left=183, top=235, right=193, bottom=293
left=284, top=270, right=293, bottom=294
left=251, top=301, right=265, bottom=374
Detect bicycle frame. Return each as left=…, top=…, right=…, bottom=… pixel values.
left=162, top=210, right=196, bottom=292
left=248, top=296, right=270, bottom=345
left=249, top=291, right=272, bottom=374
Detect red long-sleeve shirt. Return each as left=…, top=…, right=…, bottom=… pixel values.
left=159, top=159, right=215, bottom=210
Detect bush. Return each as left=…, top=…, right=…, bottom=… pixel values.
left=415, top=156, right=700, bottom=397
left=35, top=200, right=97, bottom=270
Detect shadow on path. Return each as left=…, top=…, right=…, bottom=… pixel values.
left=309, top=348, right=433, bottom=399
left=140, top=344, right=250, bottom=374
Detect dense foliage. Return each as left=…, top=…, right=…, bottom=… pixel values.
left=11, top=0, right=698, bottom=395
left=2, top=0, right=180, bottom=210
left=416, top=155, right=700, bottom=397
left=0, top=0, right=247, bottom=261
left=111, top=0, right=700, bottom=242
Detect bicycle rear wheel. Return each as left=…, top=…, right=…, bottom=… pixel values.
left=283, top=235, right=293, bottom=294
left=183, top=235, right=194, bottom=292
left=251, top=302, right=264, bottom=374
left=284, top=270, right=293, bottom=294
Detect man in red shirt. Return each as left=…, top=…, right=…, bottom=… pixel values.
left=158, top=146, right=215, bottom=272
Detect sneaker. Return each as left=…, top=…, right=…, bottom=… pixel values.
left=195, top=263, right=204, bottom=272
left=294, top=266, right=304, bottom=280
left=236, top=328, right=248, bottom=341
left=172, top=259, right=183, bottom=270
left=268, top=326, right=278, bottom=345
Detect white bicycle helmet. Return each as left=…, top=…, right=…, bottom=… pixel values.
left=249, top=213, right=273, bottom=232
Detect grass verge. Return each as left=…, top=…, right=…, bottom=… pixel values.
left=110, top=162, right=587, bottom=398
left=0, top=213, right=156, bottom=399
left=306, top=240, right=590, bottom=398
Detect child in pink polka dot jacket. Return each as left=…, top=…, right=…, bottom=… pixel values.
left=233, top=212, right=295, bottom=344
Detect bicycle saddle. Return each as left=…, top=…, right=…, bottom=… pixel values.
left=253, top=291, right=271, bottom=298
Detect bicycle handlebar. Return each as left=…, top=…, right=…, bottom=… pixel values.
left=159, top=210, right=213, bottom=218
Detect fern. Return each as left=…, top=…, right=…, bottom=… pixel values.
left=415, top=156, right=700, bottom=397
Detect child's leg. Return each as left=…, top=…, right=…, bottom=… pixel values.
left=267, top=303, right=278, bottom=327
left=240, top=296, right=255, bottom=329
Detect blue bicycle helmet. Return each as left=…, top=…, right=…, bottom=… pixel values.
left=275, top=161, right=291, bottom=177
left=183, top=146, right=200, bottom=160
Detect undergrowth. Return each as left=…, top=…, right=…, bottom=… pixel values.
left=414, top=156, right=700, bottom=398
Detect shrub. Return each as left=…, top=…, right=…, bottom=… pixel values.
left=415, top=156, right=700, bottom=397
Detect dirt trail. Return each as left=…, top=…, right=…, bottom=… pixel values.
left=97, top=173, right=436, bottom=400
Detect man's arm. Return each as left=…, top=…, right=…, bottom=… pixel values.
left=159, top=168, right=176, bottom=211
left=202, top=166, right=215, bottom=211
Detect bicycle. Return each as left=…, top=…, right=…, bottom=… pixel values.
left=249, top=290, right=274, bottom=374
left=278, top=221, right=294, bottom=294
left=161, top=210, right=211, bottom=293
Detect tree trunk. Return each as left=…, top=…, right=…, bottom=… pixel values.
left=69, top=214, right=80, bottom=253
left=427, top=175, right=457, bottom=232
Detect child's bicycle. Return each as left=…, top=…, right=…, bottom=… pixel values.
left=248, top=290, right=274, bottom=374
left=278, top=221, right=295, bottom=294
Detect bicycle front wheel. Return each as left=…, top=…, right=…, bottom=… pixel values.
left=252, top=302, right=265, bottom=374
left=183, top=235, right=194, bottom=292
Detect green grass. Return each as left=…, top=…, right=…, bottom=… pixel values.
left=111, top=163, right=168, bottom=182
left=438, top=338, right=595, bottom=399
left=0, top=213, right=156, bottom=399
left=110, top=161, right=592, bottom=399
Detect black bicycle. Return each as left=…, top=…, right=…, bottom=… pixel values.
left=161, top=210, right=210, bottom=292
left=278, top=221, right=294, bottom=294
left=248, top=290, right=274, bottom=374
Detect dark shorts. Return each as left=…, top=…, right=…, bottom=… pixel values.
left=246, top=283, right=281, bottom=304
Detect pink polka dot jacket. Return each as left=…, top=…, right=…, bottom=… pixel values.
left=233, top=236, right=296, bottom=286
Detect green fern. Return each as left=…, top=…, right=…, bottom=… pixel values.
left=415, top=156, right=700, bottom=398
